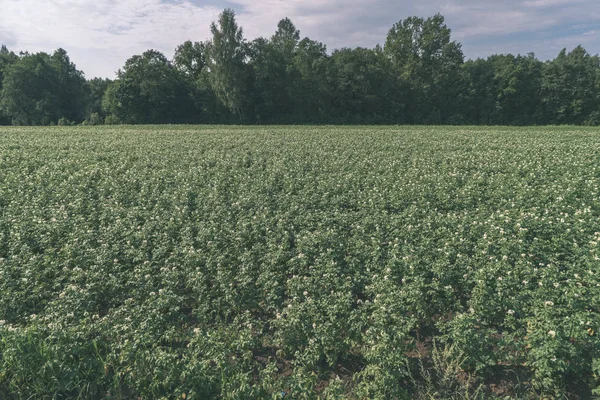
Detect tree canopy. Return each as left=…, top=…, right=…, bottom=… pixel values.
left=2, top=9, right=600, bottom=126
left=0, top=49, right=85, bottom=125
left=102, top=50, right=199, bottom=124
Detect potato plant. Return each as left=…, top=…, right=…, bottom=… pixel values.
left=0, top=125, right=599, bottom=399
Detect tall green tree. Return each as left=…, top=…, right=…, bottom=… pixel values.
left=0, top=49, right=86, bottom=125
left=174, top=40, right=207, bottom=80
left=384, top=14, right=464, bottom=123
left=271, top=18, right=300, bottom=65
left=102, top=50, right=199, bottom=124
left=290, top=37, right=331, bottom=122
left=0, top=45, right=18, bottom=125
left=491, top=53, right=543, bottom=125
left=84, top=77, right=112, bottom=124
left=462, top=58, right=497, bottom=125
left=269, top=18, right=302, bottom=121
left=540, top=46, right=600, bottom=125
left=246, top=18, right=302, bottom=122
left=464, top=54, right=543, bottom=125
left=51, top=48, right=88, bottom=123
left=173, top=40, right=229, bottom=124
left=206, top=9, right=250, bottom=120
left=328, top=46, right=405, bottom=123
left=247, top=37, right=282, bottom=122
left=5, top=11, right=600, bottom=127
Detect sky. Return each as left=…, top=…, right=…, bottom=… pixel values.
left=1, top=0, right=599, bottom=79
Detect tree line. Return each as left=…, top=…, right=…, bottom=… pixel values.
left=1, top=9, right=600, bottom=126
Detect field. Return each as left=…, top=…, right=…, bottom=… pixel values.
left=1, top=125, right=600, bottom=399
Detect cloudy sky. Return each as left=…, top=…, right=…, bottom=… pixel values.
left=1, top=0, right=599, bottom=79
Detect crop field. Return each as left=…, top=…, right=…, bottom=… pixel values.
left=1, top=125, right=600, bottom=399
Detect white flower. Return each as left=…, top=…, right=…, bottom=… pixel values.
left=548, top=330, right=556, bottom=338
left=544, top=301, right=554, bottom=307
left=507, top=310, right=515, bottom=315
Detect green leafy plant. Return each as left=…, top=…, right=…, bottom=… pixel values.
left=0, top=125, right=599, bottom=398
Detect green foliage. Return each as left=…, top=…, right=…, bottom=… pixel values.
left=0, top=45, right=18, bottom=125
left=206, top=9, right=250, bottom=120
left=57, top=117, right=75, bottom=126
left=174, top=40, right=207, bottom=80
left=1, top=125, right=600, bottom=398
left=5, top=11, right=600, bottom=126
left=0, top=49, right=86, bottom=125
left=84, top=77, right=111, bottom=121
left=540, top=46, right=600, bottom=125
left=410, top=343, right=486, bottom=400
left=83, top=112, right=103, bottom=126
left=463, top=54, right=544, bottom=125
left=289, top=38, right=331, bottom=122
left=102, top=50, right=200, bottom=124
left=103, top=114, right=121, bottom=125
left=328, top=47, right=404, bottom=123
left=384, top=14, right=465, bottom=124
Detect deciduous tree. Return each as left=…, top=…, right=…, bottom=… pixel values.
left=205, top=9, right=250, bottom=120
left=102, top=50, right=199, bottom=124
left=0, top=49, right=85, bottom=125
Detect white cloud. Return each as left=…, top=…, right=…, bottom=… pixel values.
left=232, top=0, right=600, bottom=59
left=0, top=0, right=221, bottom=78
left=0, top=0, right=599, bottom=78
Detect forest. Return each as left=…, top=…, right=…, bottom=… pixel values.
left=1, top=9, right=599, bottom=126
